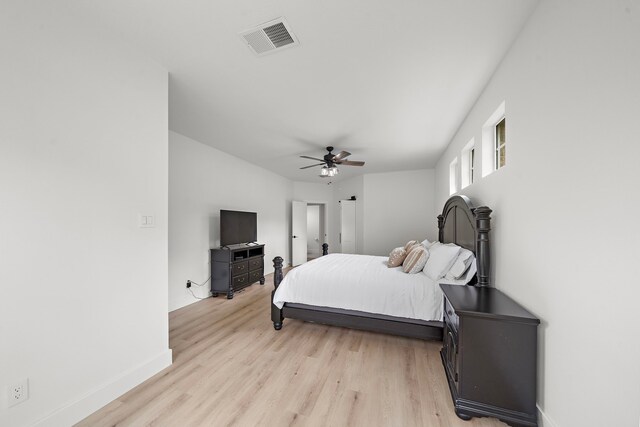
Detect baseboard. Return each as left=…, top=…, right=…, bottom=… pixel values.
left=33, top=349, right=173, bottom=427
left=537, top=404, right=558, bottom=427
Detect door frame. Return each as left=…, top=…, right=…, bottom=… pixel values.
left=291, top=200, right=308, bottom=267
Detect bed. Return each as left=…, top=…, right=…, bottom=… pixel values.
left=270, top=195, right=492, bottom=341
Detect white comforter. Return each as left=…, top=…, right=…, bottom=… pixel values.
left=273, top=253, right=445, bottom=322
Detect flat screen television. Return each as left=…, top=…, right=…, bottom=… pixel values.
left=220, top=210, right=257, bottom=246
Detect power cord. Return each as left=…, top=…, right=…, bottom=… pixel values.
left=187, top=276, right=211, bottom=287
left=188, top=287, right=210, bottom=300
left=186, top=275, right=212, bottom=300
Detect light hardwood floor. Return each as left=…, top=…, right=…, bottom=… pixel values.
left=77, top=270, right=509, bottom=427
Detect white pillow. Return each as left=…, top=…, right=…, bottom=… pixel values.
left=440, top=260, right=477, bottom=285
left=445, top=248, right=475, bottom=280
left=421, top=238, right=436, bottom=248
left=423, top=242, right=461, bottom=280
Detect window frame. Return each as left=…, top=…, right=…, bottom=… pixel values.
left=460, top=138, right=475, bottom=189
left=449, top=157, right=458, bottom=195
left=481, top=101, right=506, bottom=178
left=470, top=147, right=475, bottom=184
left=494, top=117, right=506, bottom=170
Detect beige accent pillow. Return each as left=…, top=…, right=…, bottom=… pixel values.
left=404, top=240, right=419, bottom=251
left=387, top=247, right=408, bottom=267
left=402, top=245, right=429, bottom=274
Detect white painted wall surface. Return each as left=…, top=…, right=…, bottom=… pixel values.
left=363, top=170, right=436, bottom=256
left=434, top=1, right=640, bottom=426
left=0, top=2, right=171, bottom=426
left=169, top=131, right=292, bottom=311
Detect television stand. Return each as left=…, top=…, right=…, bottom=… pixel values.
left=210, top=244, right=265, bottom=299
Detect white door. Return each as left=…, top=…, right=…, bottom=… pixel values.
left=340, top=200, right=356, bottom=254
left=292, top=200, right=308, bottom=266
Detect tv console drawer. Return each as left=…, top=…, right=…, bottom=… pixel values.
left=232, top=273, right=248, bottom=289
left=248, top=257, right=263, bottom=271
left=249, top=269, right=263, bottom=284
left=231, top=261, right=248, bottom=276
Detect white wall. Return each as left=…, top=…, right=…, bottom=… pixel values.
left=296, top=170, right=436, bottom=257
left=169, top=131, right=292, bottom=311
left=0, top=2, right=171, bottom=426
left=363, top=170, right=436, bottom=256
left=434, top=1, right=640, bottom=426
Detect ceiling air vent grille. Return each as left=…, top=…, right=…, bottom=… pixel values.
left=240, top=18, right=299, bottom=56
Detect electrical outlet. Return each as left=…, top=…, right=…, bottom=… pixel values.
left=8, top=379, right=28, bottom=407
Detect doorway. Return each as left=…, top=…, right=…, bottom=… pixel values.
left=306, top=204, right=326, bottom=261
left=291, top=201, right=327, bottom=266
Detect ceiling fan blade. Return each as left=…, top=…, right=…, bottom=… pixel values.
left=300, top=155, right=325, bottom=162
left=338, top=160, right=365, bottom=166
left=332, top=151, right=351, bottom=161
left=299, top=163, right=326, bottom=170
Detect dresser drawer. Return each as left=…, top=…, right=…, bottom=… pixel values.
left=444, top=297, right=459, bottom=332
left=248, top=257, right=263, bottom=271
left=231, top=261, right=248, bottom=276
left=232, top=273, right=248, bottom=289
left=443, top=322, right=460, bottom=390
left=248, top=269, right=263, bottom=284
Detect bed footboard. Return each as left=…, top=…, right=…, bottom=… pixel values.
left=272, top=244, right=330, bottom=330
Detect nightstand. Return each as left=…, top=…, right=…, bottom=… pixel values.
left=440, top=284, right=540, bottom=427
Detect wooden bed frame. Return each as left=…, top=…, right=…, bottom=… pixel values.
left=270, top=195, right=492, bottom=341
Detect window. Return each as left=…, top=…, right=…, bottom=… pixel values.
left=470, top=147, right=475, bottom=183
left=449, top=158, right=458, bottom=195
left=481, top=101, right=506, bottom=177
left=461, top=138, right=475, bottom=189
left=495, top=118, right=506, bottom=170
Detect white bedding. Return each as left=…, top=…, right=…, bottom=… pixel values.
left=273, top=253, right=449, bottom=322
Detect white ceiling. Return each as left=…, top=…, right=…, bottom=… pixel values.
left=71, top=0, right=538, bottom=182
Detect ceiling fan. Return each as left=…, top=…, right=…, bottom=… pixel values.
left=299, top=146, right=365, bottom=177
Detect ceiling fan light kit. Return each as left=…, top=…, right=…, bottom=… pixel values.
left=319, top=165, right=339, bottom=178
left=302, top=146, right=364, bottom=178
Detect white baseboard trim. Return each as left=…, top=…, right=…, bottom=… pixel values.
left=537, top=404, right=558, bottom=427
left=34, top=349, right=173, bottom=427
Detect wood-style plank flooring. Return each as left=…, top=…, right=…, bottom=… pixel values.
left=77, top=270, right=508, bottom=427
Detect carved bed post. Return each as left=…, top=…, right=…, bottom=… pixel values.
left=437, top=214, right=445, bottom=243
left=474, top=206, right=492, bottom=287
left=322, top=243, right=329, bottom=256
left=271, top=256, right=284, bottom=330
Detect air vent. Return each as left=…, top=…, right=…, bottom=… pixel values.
left=240, top=18, right=299, bottom=56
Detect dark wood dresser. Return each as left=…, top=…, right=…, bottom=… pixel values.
left=210, top=244, right=265, bottom=299
left=440, top=284, right=540, bottom=427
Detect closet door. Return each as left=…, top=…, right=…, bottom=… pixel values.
left=340, top=200, right=356, bottom=254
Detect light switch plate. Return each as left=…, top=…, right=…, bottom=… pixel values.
left=139, top=214, right=155, bottom=228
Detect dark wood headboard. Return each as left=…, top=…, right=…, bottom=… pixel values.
left=437, top=195, right=492, bottom=287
